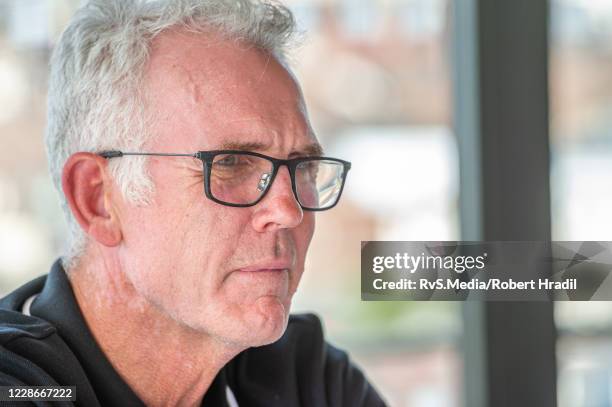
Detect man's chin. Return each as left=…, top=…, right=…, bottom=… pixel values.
left=249, top=296, right=290, bottom=344
left=226, top=295, right=290, bottom=347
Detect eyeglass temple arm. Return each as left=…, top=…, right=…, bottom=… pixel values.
left=98, top=151, right=198, bottom=159
left=99, top=151, right=351, bottom=171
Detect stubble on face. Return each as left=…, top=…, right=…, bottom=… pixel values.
left=115, top=29, right=317, bottom=349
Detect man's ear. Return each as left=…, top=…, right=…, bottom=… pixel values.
left=62, top=153, right=123, bottom=247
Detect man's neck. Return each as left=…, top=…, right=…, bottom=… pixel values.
left=68, top=257, right=241, bottom=407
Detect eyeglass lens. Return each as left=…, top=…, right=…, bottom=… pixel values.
left=209, top=153, right=345, bottom=209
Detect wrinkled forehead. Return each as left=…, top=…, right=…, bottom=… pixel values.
left=142, top=29, right=318, bottom=154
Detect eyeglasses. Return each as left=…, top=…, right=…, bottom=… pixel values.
left=99, top=150, right=351, bottom=211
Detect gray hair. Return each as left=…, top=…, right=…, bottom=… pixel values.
left=44, top=0, right=298, bottom=272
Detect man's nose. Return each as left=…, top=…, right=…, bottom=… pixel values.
left=251, top=166, right=303, bottom=231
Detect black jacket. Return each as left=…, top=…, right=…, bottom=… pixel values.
left=0, top=260, right=386, bottom=406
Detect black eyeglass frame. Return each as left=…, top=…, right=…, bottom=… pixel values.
left=99, top=150, right=352, bottom=211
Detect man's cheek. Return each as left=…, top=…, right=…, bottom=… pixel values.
left=202, top=207, right=246, bottom=238
left=298, top=217, right=316, bottom=252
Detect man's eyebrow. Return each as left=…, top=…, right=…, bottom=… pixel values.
left=218, top=141, right=268, bottom=151
left=217, top=141, right=325, bottom=157
left=294, top=143, right=324, bottom=157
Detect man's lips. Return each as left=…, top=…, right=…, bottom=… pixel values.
left=225, top=260, right=294, bottom=298
left=234, top=260, right=293, bottom=273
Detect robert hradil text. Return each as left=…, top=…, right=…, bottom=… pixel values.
left=372, top=278, right=578, bottom=291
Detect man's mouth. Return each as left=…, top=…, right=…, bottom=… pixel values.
left=235, top=260, right=293, bottom=273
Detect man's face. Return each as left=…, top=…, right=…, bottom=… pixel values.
left=114, top=30, right=317, bottom=347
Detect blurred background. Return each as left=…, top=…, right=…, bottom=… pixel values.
left=0, top=0, right=611, bottom=406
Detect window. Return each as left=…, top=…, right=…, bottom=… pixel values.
left=550, top=0, right=612, bottom=405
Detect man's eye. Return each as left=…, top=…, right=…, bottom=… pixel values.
left=215, top=155, right=243, bottom=167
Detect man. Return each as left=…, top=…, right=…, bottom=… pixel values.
left=0, top=0, right=385, bottom=406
